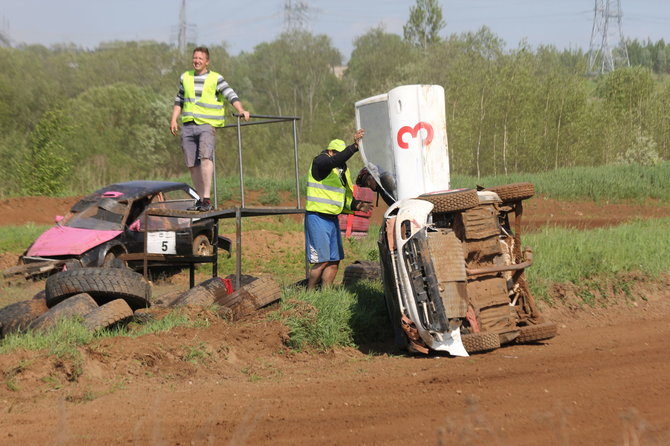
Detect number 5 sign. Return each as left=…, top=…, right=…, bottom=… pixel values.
left=396, top=121, right=434, bottom=149
left=147, top=231, right=177, bottom=254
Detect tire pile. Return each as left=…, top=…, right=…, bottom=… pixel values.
left=0, top=267, right=282, bottom=339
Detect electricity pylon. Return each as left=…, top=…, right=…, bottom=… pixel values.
left=284, top=0, right=310, bottom=32
left=178, top=0, right=187, bottom=55
left=587, top=0, right=630, bottom=74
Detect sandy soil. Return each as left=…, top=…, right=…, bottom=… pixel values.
left=0, top=193, right=669, bottom=445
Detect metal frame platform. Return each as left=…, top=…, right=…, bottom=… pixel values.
left=138, top=113, right=306, bottom=289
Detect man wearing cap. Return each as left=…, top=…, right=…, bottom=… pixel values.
left=304, top=129, right=372, bottom=290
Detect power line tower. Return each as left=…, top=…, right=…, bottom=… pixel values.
left=587, top=0, right=630, bottom=74
left=178, top=0, right=187, bottom=54
left=0, top=17, right=11, bottom=47
left=171, top=0, right=196, bottom=55
left=284, top=0, right=310, bottom=32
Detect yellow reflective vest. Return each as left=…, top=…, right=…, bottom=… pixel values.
left=305, top=162, right=354, bottom=215
left=181, top=70, right=225, bottom=127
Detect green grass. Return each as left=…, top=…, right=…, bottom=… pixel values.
left=525, top=217, right=670, bottom=305
left=0, top=224, right=50, bottom=254
left=0, top=309, right=213, bottom=355
left=452, top=160, right=670, bottom=202
left=270, top=279, right=390, bottom=351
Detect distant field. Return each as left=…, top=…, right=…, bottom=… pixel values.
left=452, top=160, right=670, bottom=202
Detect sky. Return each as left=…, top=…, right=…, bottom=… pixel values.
left=1, top=0, right=668, bottom=61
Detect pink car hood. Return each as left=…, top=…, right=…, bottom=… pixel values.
left=26, top=226, right=122, bottom=257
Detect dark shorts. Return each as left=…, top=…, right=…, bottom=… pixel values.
left=181, top=123, right=216, bottom=167
left=304, top=212, right=344, bottom=264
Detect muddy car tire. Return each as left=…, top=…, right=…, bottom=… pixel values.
left=515, top=322, right=558, bottom=343
left=45, top=267, right=152, bottom=310
left=0, top=298, right=49, bottom=337
left=29, top=293, right=98, bottom=333
left=418, top=189, right=479, bottom=214
left=214, top=276, right=281, bottom=320
left=485, top=182, right=535, bottom=203
left=83, top=299, right=133, bottom=332
left=461, top=332, right=501, bottom=353
left=171, top=277, right=230, bottom=307
left=342, top=261, right=381, bottom=287
left=192, top=234, right=213, bottom=256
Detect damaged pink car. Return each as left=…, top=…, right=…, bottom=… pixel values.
left=17, top=181, right=219, bottom=276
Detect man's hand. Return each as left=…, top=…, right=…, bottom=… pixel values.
left=357, top=201, right=373, bottom=213
left=170, top=119, right=179, bottom=136
left=354, top=129, right=365, bottom=145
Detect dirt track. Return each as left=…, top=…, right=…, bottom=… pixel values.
left=1, top=195, right=670, bottom=445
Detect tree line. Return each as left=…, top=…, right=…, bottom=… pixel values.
left=0, top=3, right=668, bottom=196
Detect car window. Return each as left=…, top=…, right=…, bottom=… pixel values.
left=64, top=198, right=129, bottom=231
left=356, top=98, right=398, bottom=202
left=137, top=200, right=195, bottom=231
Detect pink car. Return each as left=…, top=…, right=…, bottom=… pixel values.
left=20, top=181, right=219, bottom=274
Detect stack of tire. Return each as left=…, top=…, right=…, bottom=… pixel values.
left=0, top=268, right=151, bottom=338
left=342, top=260, right=382, bottom=287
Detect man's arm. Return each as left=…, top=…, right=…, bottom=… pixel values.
left=170, top=105, right=182, bottom=136
left=231, top=99, right=250, bottom=121
left=170, top=75, right=185, bottom=135
left=311, top=145, right=358, bottom=180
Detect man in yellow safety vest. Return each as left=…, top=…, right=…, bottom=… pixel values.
left=170, top=46, right=249, bottom=211
left=304, top=129, right=373, bottom=289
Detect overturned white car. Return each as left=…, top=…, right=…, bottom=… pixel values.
left=355, top=85, right=556, bottom=356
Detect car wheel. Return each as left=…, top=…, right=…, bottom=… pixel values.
left=0, top=298, right=49, bottom=337
left=461, top=332, right=501, bottom=354
left=515, top=322, right=558, bottom=343
left=29, top=293, right=99, bottom=333
left=418, top=189, right=479, bottom=214
left=103, top=249, right=127, bottom=268
left=484, top=182, right=535, bottom=203
left=45, top=267, right=152, bottom=310
left=82, top=299, right=133, bottom=332
left=342, top=260, right=381, bottom=287
left=213, top=276, right=281, bottom=320
left=192, top=234, right=213, bottom=256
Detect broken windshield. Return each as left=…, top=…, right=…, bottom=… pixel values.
left=63, top=198, right=129, bottom=231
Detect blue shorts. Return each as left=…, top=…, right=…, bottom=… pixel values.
left=304, top=212, right=344, bottom=264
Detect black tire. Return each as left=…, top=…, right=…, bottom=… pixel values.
left=0, top=299, right=49, bottom=337
left=192, top=234, right=213, bottom=256
left=83, top=299, right=133, bottom=332
left=45, top=267, right=152, bottom=310
left=224, top=274, right=258, bottom=291
left=515, top=322, right=558, bottom=343
left=461, top=332, right=501, bottom=353
left=63, top=259, right=83, bottom=271
left=418, top=189, right=479, bottom=214
left=214, top=276, right=281, bottom=319
left=29, top=293, right=98, bottom=333
left=485, top=182, right=535, bottom=203
left=342, top=260, right=381, bottom=287
left=102, top=249, right=127, bottom=268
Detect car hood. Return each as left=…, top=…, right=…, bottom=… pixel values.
left=26, top=225, right=122, bottom=257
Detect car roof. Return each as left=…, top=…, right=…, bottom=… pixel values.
left=93, top=181, right=191, bottom=201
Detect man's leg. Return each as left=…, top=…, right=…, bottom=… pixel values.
left=189, top=165, right=204, bottom=196
left=199, top=158, right=213, bottom=199
left=320, top=261, right=340, bottom=287
left=307, top=261, right=327, bottom=290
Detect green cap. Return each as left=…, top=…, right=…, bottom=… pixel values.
left=327, top=139, right=346, bottom=152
